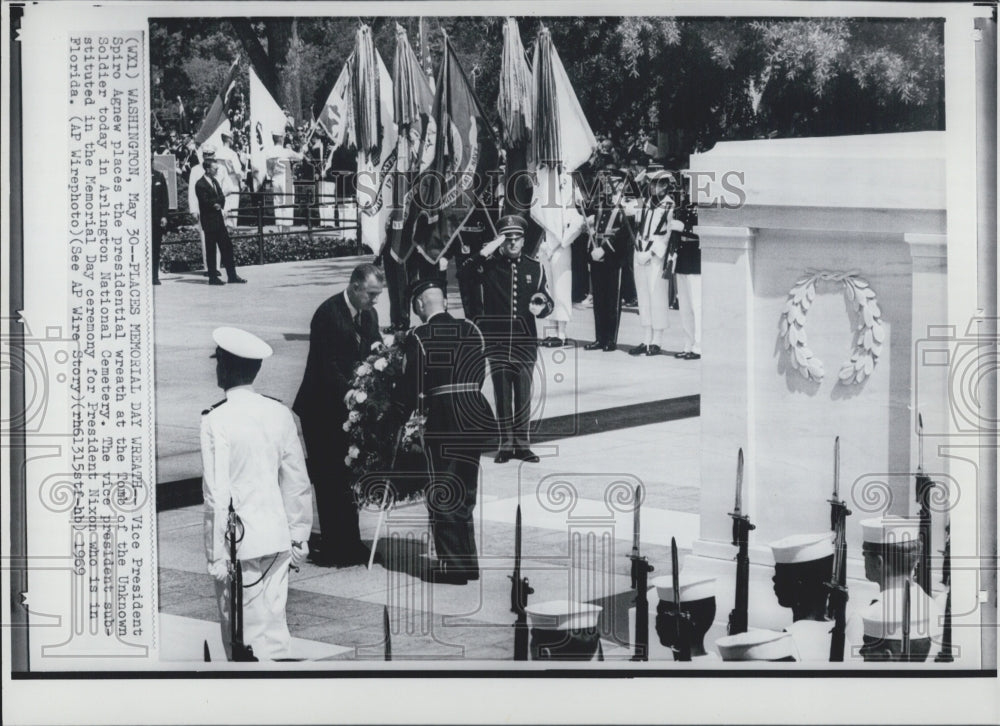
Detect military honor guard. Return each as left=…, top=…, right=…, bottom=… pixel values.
left=652, top=574, right=719, bottom=661
left=626, top=169, right=679, bottom=356
left=524, top=600, right=603, bottom=661
left=715, top=630, right=799, bottom=662
left=458, top=215, right=554, bottom=464
left=858, top=516, right=943, bottom=662
left=395, top=277, right=498, bottom=584
left=201, top=327, right=312, bottom=660
left=665, top=187, right=702, bottom=359
left=583, top=162, right=631, bottom=352
left=769, top=533, right=838, bottom=661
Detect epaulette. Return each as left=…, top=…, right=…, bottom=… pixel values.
left=201, top=398, right=227, bottom=415
left=261, top=394, right=283, bottom=403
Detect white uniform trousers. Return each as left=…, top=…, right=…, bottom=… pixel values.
left=676, top=273, right=702, bottom=354
left=543, top=244, right=573, bottom=324
left=215, top=550, right=292, bottom=661
left=635, top=256, right=669, bottom=330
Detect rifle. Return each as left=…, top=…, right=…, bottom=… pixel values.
left=226, top=501, right=257, bottom=662
left=915, top=413, right=934, bottom=594
left=901, top=576, right=912, bottom=662
left=509, top=505, right=533, bottom=661
left=935, top=515, right=953, bottom=663
left=384, top=605, right=392, bottom=661
left=727, top=449, right=755, bottom=635
left=630, top=483, right=654, bottom=661
left=826, top=436, right=851, bottom=662
left=671, top=537, right=691, bottom=662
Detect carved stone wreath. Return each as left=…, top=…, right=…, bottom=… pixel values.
left=779, top=270, right=885, bottom=385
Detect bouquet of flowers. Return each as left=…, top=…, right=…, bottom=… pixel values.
left=343, top=331, right=427, bottom=508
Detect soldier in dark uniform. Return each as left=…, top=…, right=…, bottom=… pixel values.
left=458, top=215, right=554, bottom=464
left=583, top=162, right=632, bottom=351
left=151, top=158, right=169, bottom=285
left=443, top=207, right=493, bottom=320
left=395, top=278, right=498, bottom=584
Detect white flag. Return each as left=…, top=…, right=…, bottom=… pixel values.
left=249, top=66, right=287, bottom=189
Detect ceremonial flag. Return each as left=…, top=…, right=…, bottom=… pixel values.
left=411, top=34, right=499, bottom=264
left=389, top=24, right=436, bottom=262
left=497, top=17, right=541, bottom=252
left=249, top=65, right=287, bottom=189
left=193, top=58, right=239, bottom=147
left=351, top=25, right=398, bottom=255
left=315, top=55, right=354, bottom=149
left=530, top=27, right=597, bottom=247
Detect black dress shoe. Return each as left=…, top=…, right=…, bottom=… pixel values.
left=153, top=278, right=161, bottom=286
left=686, top=352, right=701, bottom=360
left=513, top=448, right=540, bottom=463
left=602, top=343, right=618, bottom=352
left=675, top=351, right=689, bottom=359
left=228, top=275, right=247, bottom=284
left=541, top=336, right=563, bottom=348
left=646, top=344, right=662, bottom=356
left=584, top=341, right=604, bottom=351
left=209, top=277, right=225, bottom=286
left=494, top=450, right=513, bottom=464
left=628, top=344, right=648, bottom=356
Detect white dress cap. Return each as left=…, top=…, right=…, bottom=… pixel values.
left=524, top=600, right=602, bottom=631
left=770, top=533, right=835, bottom=564
left=861, top=584, right=940, bottom=640
left=860, top=516, right=920, bottom=546
left=716, top=629, right=798, bottom=662
left=212, top=326, right=273, bottom=360
left=651, top=574, right=716, bottom=603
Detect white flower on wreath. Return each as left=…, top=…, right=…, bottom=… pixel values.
left=344, top=455, right=353, bottom=466
left=373, top=357, right=388, bottom=372
left=342, top=421, right=352, bottom=432
left=371, top=341, right=385, bottom=352
left=348, top=445, right=360, bottom=459
left=349, top=410, right=361, bottom=423
left=344, top=389, right=357, bottom=405
left=355, top=390, right=368, bottom=403
left=382, top=333, right=396, bottom=348
left=356, top=363, right=372, bottom=377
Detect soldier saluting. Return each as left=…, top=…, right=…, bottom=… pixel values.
left=458, top=215, right=554, bottom=464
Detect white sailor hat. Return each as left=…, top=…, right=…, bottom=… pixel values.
left=861, top=588, right=938, bottom=640
left=646, top=169, right=674, bottom=183
left=861, top=516, right=921, bottom=546
left=651, top=574, right=716, bottom=603
left=770, top=533, right=835, bottom=565
left=715, top=629, right=798, bottom=662
left=211, top=326, right=273, bottom=360
left=200, top=144, right=217, bottom=159
left=524, top=600, right=602, bottom=631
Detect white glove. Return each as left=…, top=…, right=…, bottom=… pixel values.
left=207, top=560, right=229, bottom=582
left=528, top=302, right=544, bottom=316
left=635, top=250, right=652, bottom=266
left=438, top=257, right=449, bottom=271
left=480, top=235, right=506, bottom=257
left=290, top=541, right=308, bottom=569
left=590, top=247, right=605, bottom=262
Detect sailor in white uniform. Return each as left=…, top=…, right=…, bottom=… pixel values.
left=201, top=327, right=313, bottom=660
left=857, top=516, right=943, bottom=662
left=652, top=573, right=720, bottom=661
left=769, top=532, right=838, bottom=661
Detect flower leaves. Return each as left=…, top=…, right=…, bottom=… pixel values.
left=780, top=272, right=883, bottom=386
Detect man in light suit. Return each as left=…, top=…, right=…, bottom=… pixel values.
left=293, top=263, right=385, bottom=566
left=201, top=327, right=312, bottom=661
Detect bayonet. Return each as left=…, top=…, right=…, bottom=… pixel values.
left=509, top=505, right=533, bottom=661
left=727, top=449, right=754, bottom=635
left=915, top=413, right=934, bottom=594
left=630, top=484, right=654, bottom=661
left=826, top=436, right=851, bottom=661
left=901, top=578, right=912, bottom=661
left=384, top=605, right=392, bottom=661
left=935, top=515, right=953, bottom=663
left=671, top=537, right=691, bottom=662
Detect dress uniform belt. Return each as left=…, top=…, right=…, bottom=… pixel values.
left=426, top=383, right=480, bottom=397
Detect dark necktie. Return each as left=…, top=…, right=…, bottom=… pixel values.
left=353, top=311, right=362, bottom=347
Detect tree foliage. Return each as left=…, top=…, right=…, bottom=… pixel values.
left=151, top=15, right=943, bottom=162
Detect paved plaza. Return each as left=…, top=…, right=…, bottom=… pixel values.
left=153, top=255, right=703, bottom=662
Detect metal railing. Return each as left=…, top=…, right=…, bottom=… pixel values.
left=167, top=179, right=365, bottom=265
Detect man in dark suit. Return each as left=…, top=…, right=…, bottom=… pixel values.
left=293, top=263, right=385, bottom=566
left=459, top=215, right=553, bottom=464
left=395, top=278, right=497, bottom=584
left=151, top=159, right=169, bottom=285
left=195, top=156, right=245, bottom=286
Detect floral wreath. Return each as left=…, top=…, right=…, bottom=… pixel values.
left=779, top=270, right=884, bottom=385
left=342, top=331, right=427, bottom=508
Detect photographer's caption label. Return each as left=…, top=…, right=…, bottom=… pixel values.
left=35, top=31, right=157, bottom=664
